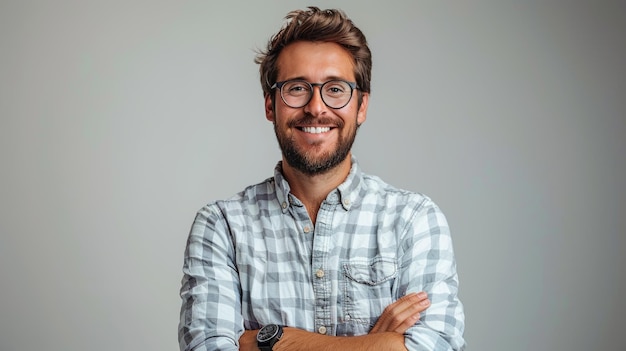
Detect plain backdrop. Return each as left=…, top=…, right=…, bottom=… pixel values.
left=1, top=1, right=624, bottom=350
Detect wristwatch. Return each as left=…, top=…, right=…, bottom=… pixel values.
left=256, top=324, right=283, bottom=351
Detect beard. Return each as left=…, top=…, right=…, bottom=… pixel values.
left=274, top=114, right=359, bottom=176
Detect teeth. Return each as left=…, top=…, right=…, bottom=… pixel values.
left=302, top=126, right=331, bottom=134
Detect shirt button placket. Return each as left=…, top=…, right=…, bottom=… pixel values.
left=314, top=267, right=327, bottom=335
left=312, top=204, right=333, bottom=337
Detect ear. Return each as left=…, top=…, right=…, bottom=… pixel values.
left=356, top=92, right=369, bottom=125
left=264, top=94, right=275, bottom=122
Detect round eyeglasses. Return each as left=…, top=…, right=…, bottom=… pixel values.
left=270, top=79, right=358, bottom=109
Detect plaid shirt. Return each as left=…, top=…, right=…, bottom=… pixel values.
left=179, top=158, right=465, bottom=351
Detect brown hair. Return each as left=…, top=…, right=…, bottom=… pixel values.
left=255, top=7, right=372, bottom=99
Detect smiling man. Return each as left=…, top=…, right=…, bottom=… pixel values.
left=266, top=40, right=367, bottom=224
left=178, top=7, right=465, bottom=351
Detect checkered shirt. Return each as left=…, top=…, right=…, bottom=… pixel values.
left=178, top=158, right=465, bottom=351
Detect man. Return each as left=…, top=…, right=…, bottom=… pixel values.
left=179, top=7, right=465, bottom=351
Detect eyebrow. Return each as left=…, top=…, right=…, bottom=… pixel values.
left=279, top=75, right=352, bottom=82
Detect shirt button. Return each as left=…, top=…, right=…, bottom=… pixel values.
left=303, top=226, right=311, bottom=233
left=318, top=326, right=327, bottom=334
left=345, top=314, right=351, bottom=321
left=343, top=198, right=350, bottom=206
left=315, top=269, right=325, bottom=278
left=281, top=202, right=287, bottom=209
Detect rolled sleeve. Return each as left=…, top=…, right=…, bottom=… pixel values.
left=400, top=199, right=466, bottom=351
left=178, top=204, right=243, bottom=351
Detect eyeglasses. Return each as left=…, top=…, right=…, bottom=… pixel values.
left=270, top=79, right=358, bottom=109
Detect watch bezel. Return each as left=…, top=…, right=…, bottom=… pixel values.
left=257, top=324, right=280, bottom=342
left=257, top=324, right=283, bottom=350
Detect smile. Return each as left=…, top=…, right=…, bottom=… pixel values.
left=300, top=126, right=331, bottom=134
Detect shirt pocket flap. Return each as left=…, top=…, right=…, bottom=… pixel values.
left=343, top=257, right=397, bottom=286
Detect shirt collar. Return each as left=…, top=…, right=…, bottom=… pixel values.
left=273, top=156, right=364, bottom=213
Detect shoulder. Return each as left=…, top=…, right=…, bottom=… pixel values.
left=358, top=172, right=449, bottom=232
left=196, top=176, right=278, bottom=219
left=359, top=172, right=436, bottom=211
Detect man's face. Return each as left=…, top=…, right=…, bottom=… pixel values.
left=265, top=41, right=369, bottom=175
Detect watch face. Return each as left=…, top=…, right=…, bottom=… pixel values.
left=257, top=324, right=279, bottom=342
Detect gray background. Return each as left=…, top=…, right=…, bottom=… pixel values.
left=1, top=1, right=624, bottom=350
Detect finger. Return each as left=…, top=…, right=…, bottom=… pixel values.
left=373, top=294, right=420, bottom=331
left=384, top=294, right=430, bottom=333
left=371, top=292, right=430, bottom=333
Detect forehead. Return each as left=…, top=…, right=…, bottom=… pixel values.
left=276, top=41, right=356, bottom=81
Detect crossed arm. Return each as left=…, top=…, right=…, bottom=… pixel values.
left=238, top=292, right=431, bottom=351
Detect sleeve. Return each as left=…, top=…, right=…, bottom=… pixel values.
left=399, top=198, right=466, bottom=351
left=178, top=204, right=243, bottom=351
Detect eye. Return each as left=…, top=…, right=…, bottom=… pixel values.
left=283, top=81, right=310, bottom=95
left=324, top=81, right=349, bottom=96
left=328, top=86, right=344, bottom=93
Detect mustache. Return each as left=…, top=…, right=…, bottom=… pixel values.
left=287, top=113, right=344, bottom=128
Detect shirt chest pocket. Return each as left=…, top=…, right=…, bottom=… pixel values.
left=340, top=257, right=397, bottom=329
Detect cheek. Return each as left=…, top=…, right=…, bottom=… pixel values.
left=274, top=108, right=298, bottom=126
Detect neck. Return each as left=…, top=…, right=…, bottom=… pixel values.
left=281, top=154, right=352, bottom=223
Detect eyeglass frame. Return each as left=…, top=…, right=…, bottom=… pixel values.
left=270, top=79, right=359, bottom=110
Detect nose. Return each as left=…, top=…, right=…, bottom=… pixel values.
left=303, top=85, right=326, bottom=116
